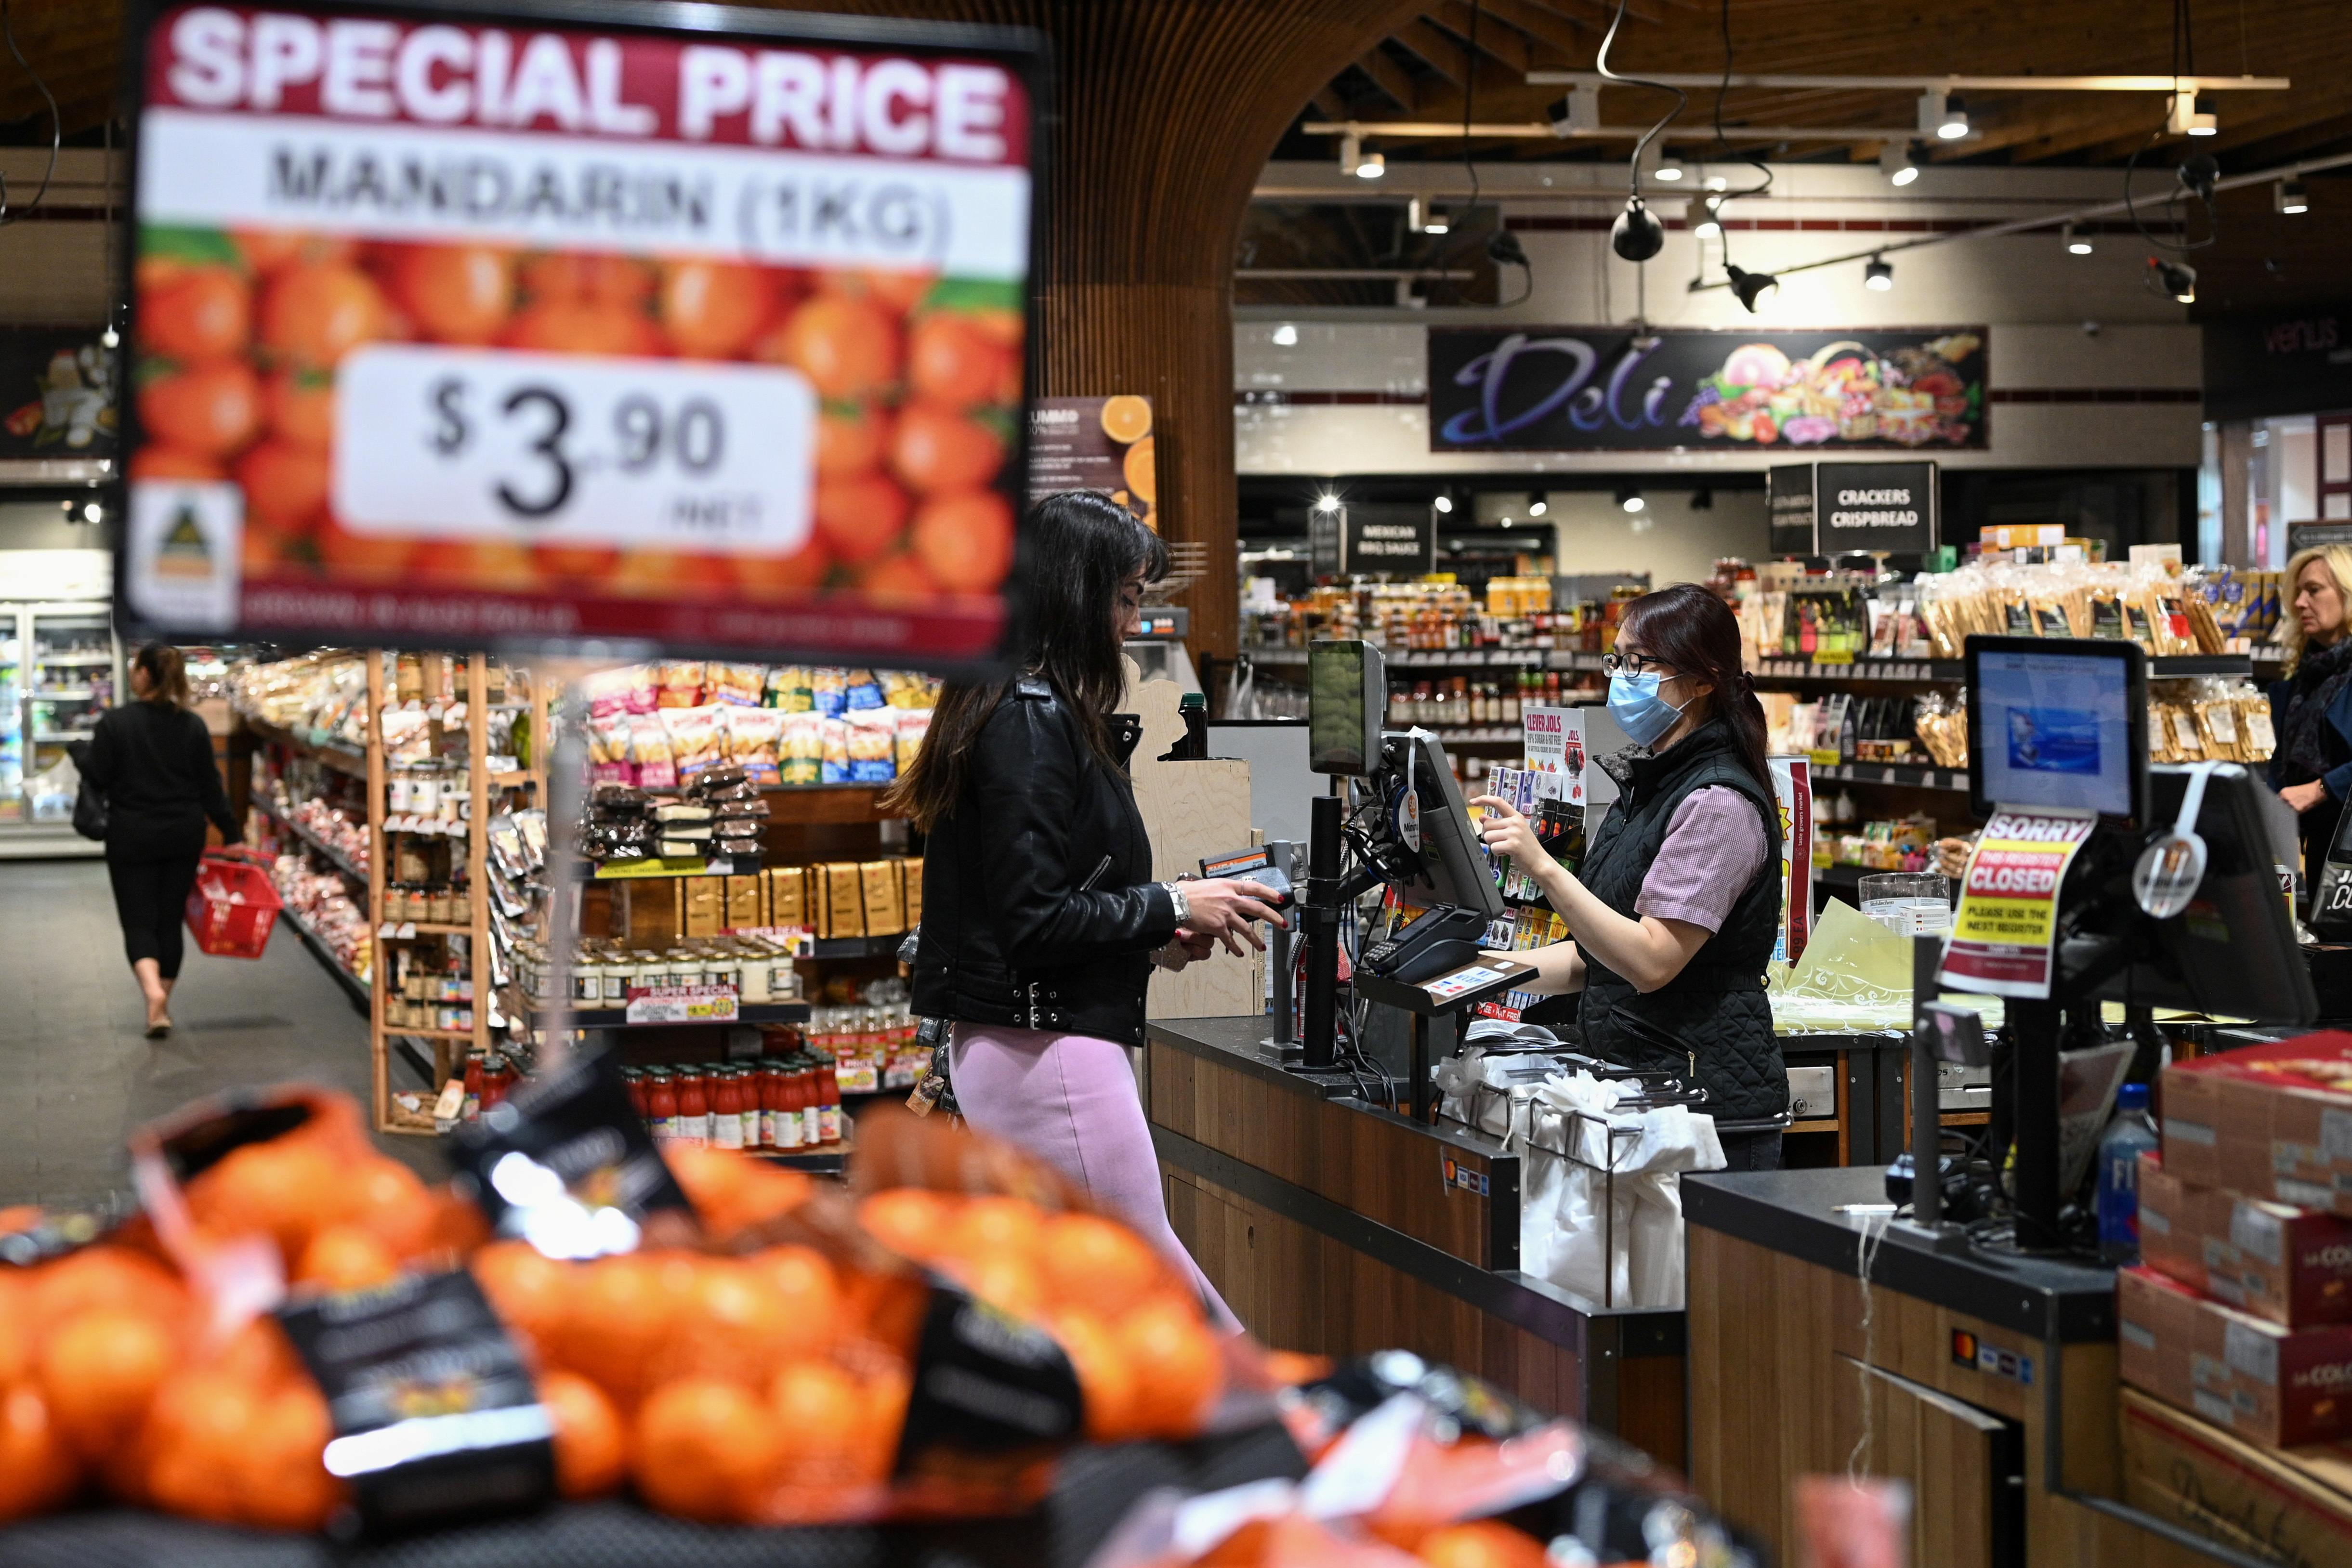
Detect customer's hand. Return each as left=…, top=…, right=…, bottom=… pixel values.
left=2283, top=780, right=2331, bottom=814
left=1182, top=879, right=1287, bottom=955
left=1469, top=795, right=1545, bottom=868
left=1173, top=929, right=1218, bottom=963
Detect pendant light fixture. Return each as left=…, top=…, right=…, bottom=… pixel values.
left=1864, top=255, right=1894, bottom=291
left=1726, top=263, right=1778, bottom=313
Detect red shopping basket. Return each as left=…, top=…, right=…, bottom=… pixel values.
left=185, top=849, right=284, bottom=960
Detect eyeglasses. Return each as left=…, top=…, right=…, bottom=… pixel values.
left=1603, top=651, right=1676, bottom=678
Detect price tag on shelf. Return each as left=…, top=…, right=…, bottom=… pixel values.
left=335, top=347, right=816, bottom=554
left=623, top=985, right=740, bottom=1025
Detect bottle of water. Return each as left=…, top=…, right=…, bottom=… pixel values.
left=2096, top=1082, right=2161, bottom=1264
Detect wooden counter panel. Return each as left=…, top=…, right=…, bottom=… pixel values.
left=1693, top=1226, right=2226, bottom=1568
left=1169, top=1168, right=1586, bottom=1421
left=1151, top=1041, right=1494, bottom=1267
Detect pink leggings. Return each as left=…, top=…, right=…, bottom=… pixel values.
left=949, top=1022, right=1236, bottom=1331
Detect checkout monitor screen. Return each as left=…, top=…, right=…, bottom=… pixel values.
left=1970, top=641, right=2143, bottom=822
left=1309, top=640, right=1385, bottom=775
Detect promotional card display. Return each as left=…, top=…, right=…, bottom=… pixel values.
left=120, top=4, right=1042, bottom=667
left=1519, top=706, right=1583, bottom=805
left=1026, top=394, right=1155, bottom=528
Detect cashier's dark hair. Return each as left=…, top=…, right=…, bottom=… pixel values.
left=884, top=491, right=1169, bottom=833
left=1617, top=584, right=1771, bottom=793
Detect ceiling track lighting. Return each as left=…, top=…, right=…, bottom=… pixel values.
left=1879, top=141, right=1919, bottom=186
left=1432, top=493, right=1454, bottom=514
left=1612, top=194, right=1665, bottom=261
left=2177, top=153, right=2220, bottom=201
left=1725, top=262, right=1778, bottom=313
left=2062, top=222, right=2094, bottom=255
left=1654, top=158, right=1687, bottom=183
left=2148, top=257, right=2197, bottom=305
left=1527, top=491, right=1550, bottom=516
left=2167, top=91, right=2219, bottom=138
left=1919, top=90, right=1969, bottom=141
left=1313, top=492, right=1341, bottom=513
left=1340, top=133, right=1383, bottom=179
left=1864, top=254, right=1893, bottom=291
left=1616, top=485, right=1646, bottom=514
left=1686, top=194, right=1722, bottom=239
left=2277, top=178, right=2311, bottom=215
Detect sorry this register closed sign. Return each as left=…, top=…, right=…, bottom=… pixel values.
left=118, top=1, right=1043, bottom=666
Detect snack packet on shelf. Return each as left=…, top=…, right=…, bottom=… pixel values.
left=631, top=714, right=679, bottom=790
left=727, top=706, right=784, bottom=785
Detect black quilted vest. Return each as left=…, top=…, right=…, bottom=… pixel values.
left=1576, top=720, right=1789, bottom=1122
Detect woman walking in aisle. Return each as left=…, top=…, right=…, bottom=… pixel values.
left=2270, top=543, right=2352, bottom=890
left=80, top=644, right=241, bottom=1037
left=887, top=490, right=1284, bottom=1329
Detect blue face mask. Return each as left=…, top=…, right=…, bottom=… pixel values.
left=1607, top=671, right=1686, bottom=747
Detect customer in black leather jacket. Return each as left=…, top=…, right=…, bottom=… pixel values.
left=888, top=491, right=1283, bottom=1329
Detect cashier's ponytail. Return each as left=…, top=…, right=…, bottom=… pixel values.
left=1617, top=584, right=1772, bottom=795
left=885, top=492, right=1168, bottom=833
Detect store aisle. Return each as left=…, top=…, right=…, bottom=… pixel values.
left=0, top=858, right=440, bottom=1206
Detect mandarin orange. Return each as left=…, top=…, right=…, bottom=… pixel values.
left=38, top=1307, right=178, bottom=1459
left=1116, top=1299, right=1222, bottom=1439
left=633, top=1378, right=777, bottom=1521
left=538, top=1368, right=625, bottom=1499
left=0, top=1385, right=80, bottom=1522
left=856, top=1188, right=945, bottom=1254
left=237, top=1382, right=344, bottom=1531
left=1414, top=1521, right=1551, bottom=1568
left=1040, top=1212, right=1161, bottom=1319
left=473, top=1241, right=574, bottom=1359
left=768, top=1358, right=867, bottom=1485
left=909, top=489, right=1015, bottom=595
left=294, top=1224, right=401, bottom=1293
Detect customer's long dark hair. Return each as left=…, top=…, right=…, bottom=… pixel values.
left=884, top=491, right=1169, bottom=832
left=133, top=643, right=188, bottom=707
left=1617, top=583, right=1771, bottom=792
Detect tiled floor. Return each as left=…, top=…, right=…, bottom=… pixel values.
left=0, top=857, right=443, bottom=1206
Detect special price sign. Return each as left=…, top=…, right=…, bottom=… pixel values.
left=118, top=3, right=1041, bottom=666
left=1938, top=806, right=2096, bottom=999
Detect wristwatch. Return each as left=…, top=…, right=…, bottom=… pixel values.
left=1163, top=880, right=1192, bottom=926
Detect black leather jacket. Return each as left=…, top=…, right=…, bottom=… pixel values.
left=911, top=676, right=1179, bottom=1046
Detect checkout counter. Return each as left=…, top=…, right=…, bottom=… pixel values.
left=1147, top=1014, right=1690, bottom=1466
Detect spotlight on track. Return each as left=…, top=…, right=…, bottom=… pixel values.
left=2063, top=222, right=2094, bottom=256
left=1920, top=91, right=1968, bottom=141
left=1313, top=492, right=1341, bottom=513
left=2167, top=91, right=2218, bottom=137
left=1864, top=254, right=1894, bottom=292
left=2278, top=179, right=2311, bottom=215
left=1616, top=486, right=1646, bottom=514
left=1879, top=141, right=1918, bottom=186
left=2149, top=257, right=2197, bottom=305
left=1687, top=195, right=1723, bottom=239
left=1527, top=492, right=1549, bottom=517
left=1612, top=195, right=1665, bottom=261
left=1655, top=158, right=1687, bottom=183
left=1432, top=493, right=1453, bottom=514
left=1726, top=263, right=1777, bottom=313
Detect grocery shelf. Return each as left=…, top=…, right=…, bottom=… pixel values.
left=1247, top=647, right=1611, bottom=673
left=30, top=687, right=94, bottom=699
left=577, top=852, right=767, bottom=880
left=278, top=905, right=369, bottom=1009
left=242, top=715, right=368, bottom=776
left=378, top=921, right=472, bottom=938
left=34, top=652, right=112, bottom=666
left=1808, top=762, right=1970, bottom=793
left=505, top=990, right=813, bottom=1030
left=1751, top=653, right=2253, bottom=684
left=754, top=1144, right=851, bottom=1175
left=809, top=933, right=908, bottom=960
left=254, top=797, right=368, bottom=884
left=386, top=1027, right=476, bottom=1042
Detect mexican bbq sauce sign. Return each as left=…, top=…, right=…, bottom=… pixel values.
left=1428, top=327, right=1986, bottom=454
left=119, top=3, right=1042, bottom=669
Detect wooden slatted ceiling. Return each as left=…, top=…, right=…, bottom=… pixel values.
left=1329, top=0, right=2352, bottom=172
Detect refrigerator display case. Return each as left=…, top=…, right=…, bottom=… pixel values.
left=1, top=600, right=120, bottom=857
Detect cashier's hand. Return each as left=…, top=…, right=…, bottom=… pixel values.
left=2282, top=781, right=2331, bottom=814
left=1182, top=879, right=1287, bottom=956
left=1469, top=796, right=1545, bottom=869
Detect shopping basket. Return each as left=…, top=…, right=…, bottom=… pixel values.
left=184, top=848, right=283, bottom=960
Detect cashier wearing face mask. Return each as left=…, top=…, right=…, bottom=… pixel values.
left=1470, top=584, right=1790, bottom=1171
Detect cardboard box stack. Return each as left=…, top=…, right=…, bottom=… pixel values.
left=757, top=860, right=921, bottom=939
left=2116, top=1032, right=2352, bottom=1548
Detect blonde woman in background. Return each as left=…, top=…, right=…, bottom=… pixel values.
left=2270, top=543, right=2352, bottom=889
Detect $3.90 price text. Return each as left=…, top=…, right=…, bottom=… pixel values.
left=333, top=344, right=816, bottom=550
